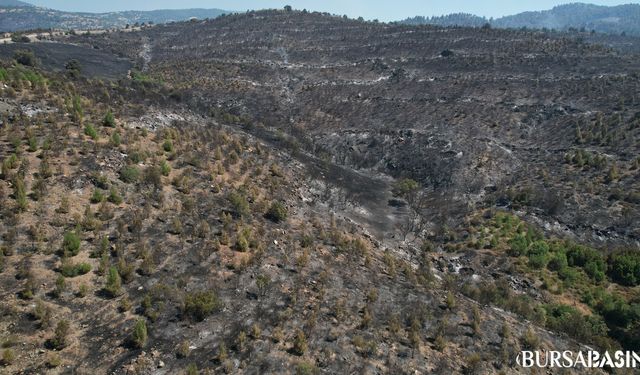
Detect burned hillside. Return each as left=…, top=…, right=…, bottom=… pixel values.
left=0, top=8, right=638, bottom=375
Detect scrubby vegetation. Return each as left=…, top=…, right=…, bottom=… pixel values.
left=0, top=8, right=638, bottom=375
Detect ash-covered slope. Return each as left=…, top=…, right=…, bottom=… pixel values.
left=76, top=9, right=640, bottom=249
left=0, top=9, right=638, bottom=375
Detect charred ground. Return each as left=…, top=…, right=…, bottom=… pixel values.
left=0, top=8, right=639, bottom=375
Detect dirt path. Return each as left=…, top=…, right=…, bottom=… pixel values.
left=139, top=36, right=152, bottom=71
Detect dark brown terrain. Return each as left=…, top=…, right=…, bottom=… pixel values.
left=0, top=8, right=638, bottom=375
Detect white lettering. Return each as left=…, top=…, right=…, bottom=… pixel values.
left=521, top=351, right=534, bottom=368
left=549, top=351, right=562, bottom=367
left=535, top=350, right=548, bottom=367
left=575, top=351, right=587, bottom=368
left=632, top=351, right=640, bottom=368
left=518, top=350, right=639, bottom=369
left=562, top=351, right=573, bottom=367
left=600, top=351, right=614, bottom=368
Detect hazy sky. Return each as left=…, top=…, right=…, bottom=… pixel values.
left=26, top=1, right=638, bottom=21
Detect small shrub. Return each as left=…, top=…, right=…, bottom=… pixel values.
left=56, top=196, right=70, bottom=214
left=508, top=234, right=528, bottom=256
left=256, top=274, right=271, bottom=296
left=521, top=326, right=540, bottom=350
left=217, top=343, right=228, bottom=362
left=235, top=330, right=247, bottom=351
left=558, top=266, right=580, bottom=285
left=111, top=132, right=121, bottom=147
left=176, top=340, right=190, bottom=358
left=71, top=95, right=83, bottom=123
left=14, top=177, right=27, bottom=211
left=445, top=291, right=456, bottom=310
left=228, top=191, right=249, bottom=218
left=163, top=139, right=174, bottom=152
left=183, top=290, right=221, bottom=321
left=62, top=231, right=81, bottom=256
left=33, top=299, right=51, bottom=327
left=120, top=166, right=140, bottom=183
left=235, top=232, right=249, bottom=252
left=547, top=252, right=568, bottom=271
left=84, top=124, right=98, bottom=140
left=50, top=320, right=70, bottom=350
left=352, top=335, right=377, bottom=357
left=103, top=110, right=115, bottom=127
left=131, top=319, right=147, bottom=349
left=566, top=243, right=606, bottom=282
left=300, top=234, right=313, bottom=248
left=160, top=160, right=171, bottom=176
left=53, top=275, right=66, bottom=298
left=45, top=352, right=62, bottom=368
left=108, top=188, right=123, bottom=204
left=296, top=362, right=318, bottom=375
left=1, top=348, right=15, bottom=365
left=60, top=261, right=91, bottom=277
left=27, top=137, right=37, bottom=152
left=266, top=201, right=288, bottom=223
left=93, top=173, right=109, bottom=189
left=292, top=329, right=307, bottom=355
left=464, top=353, right=482, bottom=375
left=127, top=150, right=146, bottom=164
left=104, top=266, right=122, bottom=297
left=528, top=253, right=549, bottom=269
left=117, top=258, right=135, bottom=283
left=186, top=364, right=198, bottom=375
left=14, top=49, right=36, bottom=66
left=434, top=334, right=447, bottom=351
left=119, top=296, right=132, bottom=312
left=90, top=189, right=105, bottom=203
left=77, top=283, right=88, bottom=298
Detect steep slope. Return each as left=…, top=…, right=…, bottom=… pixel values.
left=0, top=56, right=595, bottom=375
left=64, top=8, right=640, bottom=349
left=71, top=10, right=639, bottom=247
left=0, top=9, right=639, bottom=375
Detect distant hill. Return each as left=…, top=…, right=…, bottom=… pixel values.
left=0, top=3, right=229, bottom=32
left=0, top=0, right=32, bottom=7
left=399, top=3, right=640, bottom=36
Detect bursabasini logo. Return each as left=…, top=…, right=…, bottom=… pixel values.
left=517, top=350, right=640, bottom=369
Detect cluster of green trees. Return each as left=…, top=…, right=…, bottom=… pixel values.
left=506, top=222, right=638, bottom=287
left=575, top=112, right=628, bottom=147
left=0, top=63, right=46, bottom=88
left=491, top=212, right=640, bottom=349
left=565, top=149, right=608, bottom=170
left=608, top=250, right=640, bottom=286
left=467, top=214, right=635, bottom=349
left=544, top=304, right=608, bottom=343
